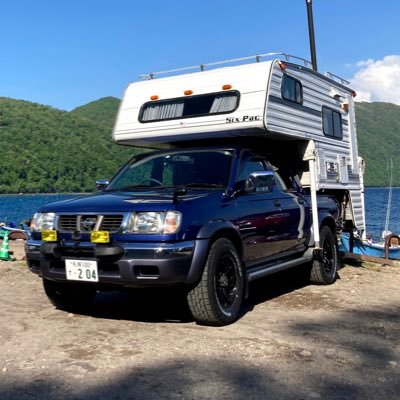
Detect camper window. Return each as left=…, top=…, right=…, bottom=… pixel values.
left=322, top=106, right=343, bottom=139
left=139, top=91, right=239, bottom=123
left=281, top=75, right=303, bottom=104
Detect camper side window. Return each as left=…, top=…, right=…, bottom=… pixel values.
left=322, top=107, right=343, bottom=139
left=281, top=75, right=303, bottom=104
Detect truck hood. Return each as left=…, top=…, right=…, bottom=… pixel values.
left=39, top=190, right=224, bottom=213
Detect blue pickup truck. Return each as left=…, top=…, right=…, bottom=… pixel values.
left=26, top=145, right=340, bottom=326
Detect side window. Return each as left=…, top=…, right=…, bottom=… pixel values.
left=281, top=74, right=303, bottom=104
left=237, top=156, right=266, bottom=183
left=322, top=107, right=343, bottom=139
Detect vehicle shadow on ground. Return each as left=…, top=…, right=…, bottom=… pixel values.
left=88, top=288, right=194, bottom=323
left=80, top=264, right=318, bottom=324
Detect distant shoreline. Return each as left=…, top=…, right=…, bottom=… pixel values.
left=0, top=193, right=88, bottom=196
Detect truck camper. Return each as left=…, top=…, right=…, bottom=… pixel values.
left=26, top=53, right=366, bottom=326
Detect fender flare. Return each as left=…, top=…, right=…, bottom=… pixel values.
left=185, top=220, right=243, bottom=285
left=309, top=212, right=338, bottom=246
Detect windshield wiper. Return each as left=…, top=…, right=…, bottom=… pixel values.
left=105, top=185, right=159, bottom=192
left=183, top=183, right=224, bottom=188
left=105, top=184, right=178, bottom=192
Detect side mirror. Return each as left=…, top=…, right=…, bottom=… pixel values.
left=96, top=179, right=110, bottom=191
left=247, top=171, right=275, bottom=193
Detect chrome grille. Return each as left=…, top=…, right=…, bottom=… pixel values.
left=59, top=215, right=78, bottom=231
left=100, top=215, right=124, bottom=231
left=58, top=214, right=124, bottom=233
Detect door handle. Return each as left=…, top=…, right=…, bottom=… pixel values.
left=273, top=200, right=281, bottom=207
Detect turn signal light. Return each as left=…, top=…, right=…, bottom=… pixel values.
left=42, top=230, right=58, bottom=242
left=91, top=231, right=110, bottom=244
left=222, top=84, right=232, bottom=90
left=184, top=90, right=193, bottom=95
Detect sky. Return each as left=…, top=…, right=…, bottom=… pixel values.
left=1, top=0, right=399, bottom=111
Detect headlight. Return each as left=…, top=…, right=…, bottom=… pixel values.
left=30, top=212, right=56, bottom=232
left=127, top=211, right=181, bottom=234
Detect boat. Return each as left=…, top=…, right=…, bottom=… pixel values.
left=339, top=153, right=400, bottom=260
left=0, top=222, right=30, bottom=240
left=339, top=233, right=400, bottom=260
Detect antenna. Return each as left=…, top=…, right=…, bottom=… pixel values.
left=305, top=0, right=318, bottom=71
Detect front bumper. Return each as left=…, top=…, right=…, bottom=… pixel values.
left=25, top=239, right=208, bottom=288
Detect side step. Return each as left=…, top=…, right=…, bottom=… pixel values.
left=246, top=255, right=313, bottom=282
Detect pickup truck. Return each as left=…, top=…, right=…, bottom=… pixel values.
left=26, top=145, right=340, bottom=326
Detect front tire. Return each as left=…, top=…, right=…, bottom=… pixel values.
left=43, top=279, right=97, bottom=311
left=187, top=238, right=244, bottom=326
left=310, top=225, right=338, bottom=285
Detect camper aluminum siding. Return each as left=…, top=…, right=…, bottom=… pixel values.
left=266, top=61, right=359, bottom=190
left=265, top=61, right=364, bottom=231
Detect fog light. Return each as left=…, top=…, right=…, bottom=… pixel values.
left=42, top=230, right=58, bottom=242
left=91, top=231, right=110, bottom=243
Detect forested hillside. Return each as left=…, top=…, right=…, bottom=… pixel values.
left=0, top=96, right=398, bottom=193
left=70, top=97, right=120, bottom=128
left=0, top=97, right=133, bottom=193
left=355, top=102, right=400, bottom=187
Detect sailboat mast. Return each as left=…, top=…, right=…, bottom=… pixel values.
left=383, top=155, right=393, bottom=237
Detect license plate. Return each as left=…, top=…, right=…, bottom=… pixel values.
left=65, top=259, right=98, bottom=282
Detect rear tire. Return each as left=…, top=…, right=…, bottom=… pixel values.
left=43, top=279, right=97, bottom=311
left=310, top=226, right=338, bottom=285
left=187, top=238, right=244, bottom=326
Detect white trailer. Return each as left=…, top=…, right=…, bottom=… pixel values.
left=113, top=53, right=366, bottom=239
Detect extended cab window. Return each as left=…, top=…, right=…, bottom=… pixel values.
left=281, top=74, right=303, bottom=104
left=322, top=107, right=343, bottom=139
left=140, top=91, right=239, bottom=122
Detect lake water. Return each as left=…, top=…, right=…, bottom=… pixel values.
left=0, top=188, right=399, bottom=239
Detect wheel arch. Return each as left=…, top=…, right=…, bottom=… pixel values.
left=196, top=220, right=244, bottom=259
left=185, top=221, right=244, bottom=286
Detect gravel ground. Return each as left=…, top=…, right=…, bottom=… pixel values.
left=0, top=241, right=400, bottom=399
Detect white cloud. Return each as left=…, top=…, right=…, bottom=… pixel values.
left=350, top=55, right=400, bottom=105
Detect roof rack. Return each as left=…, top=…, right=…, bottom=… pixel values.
left=139, top=52, right=313, bottom=80
left=324, top=71, right=350, bottom=86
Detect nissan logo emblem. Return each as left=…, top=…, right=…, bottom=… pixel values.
left=81, top=217, right=97, bottom=231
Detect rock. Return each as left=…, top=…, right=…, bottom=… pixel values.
left=300, top=350, right=312, bottom=357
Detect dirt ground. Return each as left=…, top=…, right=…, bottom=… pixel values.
left=1, top=241, right=400, bottom=400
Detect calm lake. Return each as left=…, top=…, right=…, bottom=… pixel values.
left=0, top=188, right=399, bottom=240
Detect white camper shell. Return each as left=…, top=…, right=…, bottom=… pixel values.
left=113, top=53, right=366, bottom=235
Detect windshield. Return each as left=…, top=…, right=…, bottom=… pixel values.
left=105, top=149, right=233, bottom=191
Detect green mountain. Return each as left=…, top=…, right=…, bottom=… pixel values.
left=70, top=96, right=120, bottom=128
left=0, top=96, right=398, bottom=193
left=0, top=97, right=133, bottom=193
left=355, top=102, right=400, bottom=187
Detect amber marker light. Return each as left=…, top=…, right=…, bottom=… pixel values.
left=222, top=84, right=232, bottom=90
left=184, top=90, right=193, bottom=95
left=278, top=62, right=287, bottom=71
left=91, top=231, right=110, bottom=244
left=42, top=230, right=58, bottom=242
left=150, top=95, right=159, bottom=100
